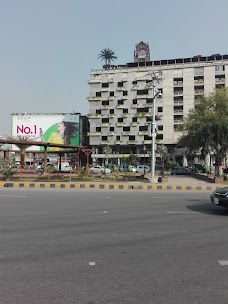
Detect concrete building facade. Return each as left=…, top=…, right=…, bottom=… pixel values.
left=88, top=52, right=228, bottom=165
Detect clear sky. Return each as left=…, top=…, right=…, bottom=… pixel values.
left=0, top=0, right=227, bottom=136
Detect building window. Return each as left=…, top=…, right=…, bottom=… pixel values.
left=96, top=127, right=101, bottom=132
left=194, top=67, right=204, bottom=75
left=96, top=92, right=101, bottom=97
left=116, top=135, right=120, bottom=140
left=132, top=117, right=137, bottom=122
left=194, top=76, right=204, bottom=83
left=129, top=135, right=135, bottom=140
left=215, top=75, right=225, bottom=82
left=147, top=98, right=153, bottom=103
left=96, top=110, right=101, bottom=114
left=102, top=118, right=109, bottom=123
left=158, top=125, right=163, bottom=131
left=139, top=126, right=148, bottom=131
left=118, top=118, right=123, bottom=122
left=158, top=107, right=163, bottom=112
left=144, top=135, right=151, bottom=140
left=123, top=91, right=128, bottom=96
left=156, top=134, right=163, bottom=140
left=215, top=65, right=225, bottom=72
left=132, top=80, right=137, bottom=85
left=137, top=89, right=148, bottom=95
left=110, top=127, right=114, bottom=131
left=123, top=109, right=128, bottom=113
left=110, top=91, right=114, bottom=96
left=133, top=99, right=137, bottom=104
left=102, top=83, right=109, bottom=88
left=118, top=82, right=123, bottom=87
left=102, top=136, right=108, bottom=140
left=174, top=96, right=183, bottom=103
left=216, top=84, right=225, bottom=89
left=102, top=100, right=109, bottom=105
left=110, top=109, right=114, bottom=114
left=118, top=100, right=124, bottom=105
left=123, top=127, right=130, bottom=131
left=173, top=78, right=183, bottom=85
left=194, top=85, right=204, bottom=94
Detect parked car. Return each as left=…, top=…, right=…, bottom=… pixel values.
left=136, top=165, right=150, bottom=174
left=128, top=165, right=137, bottom=173
left=171, top=167, right=191, bottom=175
left=62, top=165, right=73, bottom=172
left=35, top=165, right=44, bottom=172
left=223, top=168, right=228, bottom=174
left=89, top=165, right=111, bottom=174
left=210, top=187, right=228, bottom=209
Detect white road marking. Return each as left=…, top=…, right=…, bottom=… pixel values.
left=104, top=211, right=107, bottom=213
left=0, top=195, right=27, bottom=198
left=166, top=211, right=199, bottom=214
left=218, top=260, right=228, bottom=266
left=89, top=262, right=96, bottom=266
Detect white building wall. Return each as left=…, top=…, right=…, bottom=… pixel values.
left=88, top=57, right=228, bottom=157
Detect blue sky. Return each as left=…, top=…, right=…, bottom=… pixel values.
left=0, top=0, right=228, bottom=135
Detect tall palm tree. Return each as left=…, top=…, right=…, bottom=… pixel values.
left=102, top=145, right=112, bottom=166
left=7, top=136, right=33, bottom=169
left=98, top=48, right=118, bottom=66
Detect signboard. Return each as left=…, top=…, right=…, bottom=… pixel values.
left=11, top=113, right=80, bottom=151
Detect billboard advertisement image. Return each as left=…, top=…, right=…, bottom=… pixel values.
left=11, top=113, right=80, bottom=151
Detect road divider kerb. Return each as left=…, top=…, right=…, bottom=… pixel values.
left=0, top=182, right=219, bottom=191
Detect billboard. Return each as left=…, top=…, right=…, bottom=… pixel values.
left=11, top=113, right=80, bottom=151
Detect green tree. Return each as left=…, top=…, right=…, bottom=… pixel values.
left=98, top=48, right=118, bottom=66
left=127, top=154, right=140, bottom=166
left=178, top=88, right=228, bottom=176
left=102, top=145, right=112, bottom=166
left=7, top=136, right=33, bottom=170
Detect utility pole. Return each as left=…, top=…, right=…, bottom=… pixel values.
left=147, top=72, right=161, bottom=183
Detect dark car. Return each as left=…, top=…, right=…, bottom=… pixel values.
left=210, top=187, right=228, bottom=209
left=170, top=167, right=191, bottom=175
left=223, top=168, right=228, bottom=174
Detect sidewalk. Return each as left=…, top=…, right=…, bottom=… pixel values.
left=0, top=175, right=225, bottom=190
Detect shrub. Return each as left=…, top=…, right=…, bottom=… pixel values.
left=1, top=168, right=15, bottom=181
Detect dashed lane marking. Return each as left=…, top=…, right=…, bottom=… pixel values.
left=218, top=261, right=228, bottom=266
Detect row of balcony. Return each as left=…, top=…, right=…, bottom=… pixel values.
left=88, top=94, right=156, bottom=101
left=88, top=112, right=153, bottom=120
left=88, top=131, right=151, bottom=136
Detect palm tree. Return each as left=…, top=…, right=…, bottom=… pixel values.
left=98, top=48, right=118, bottom=66
left=7, top=136, right=33, bottom=169
left=102, top=145, right=112, bottom=166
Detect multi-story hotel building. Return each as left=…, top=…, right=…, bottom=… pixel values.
left=88, top=42, right=228, bottom=165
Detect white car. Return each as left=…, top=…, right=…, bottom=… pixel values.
left=128, top=165, right=137, bottom=173
left=136, top=165, right=150, bottom=174
left=62, top=165, right=73, bottom=172
left=89, top=165, right=111, bottom=174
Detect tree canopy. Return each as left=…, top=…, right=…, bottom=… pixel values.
left=178, top=88, right=228, bottom=173
left=98, top=48, right=118, bottom=66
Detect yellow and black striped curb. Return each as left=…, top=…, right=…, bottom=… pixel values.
left=0, top=182, right=219, bottom=191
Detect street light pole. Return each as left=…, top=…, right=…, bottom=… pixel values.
left=147, top=72, right=160, bottom=183
left=143, top=145, right=146, bottom=176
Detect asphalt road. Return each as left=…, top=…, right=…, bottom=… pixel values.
left=0, top=189, right=227, bottom=304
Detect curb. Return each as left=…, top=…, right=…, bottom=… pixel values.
left=0, top=182, right=220, bottom=191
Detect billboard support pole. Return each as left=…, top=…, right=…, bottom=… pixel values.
left=43, top=147, right=48, bottom=174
